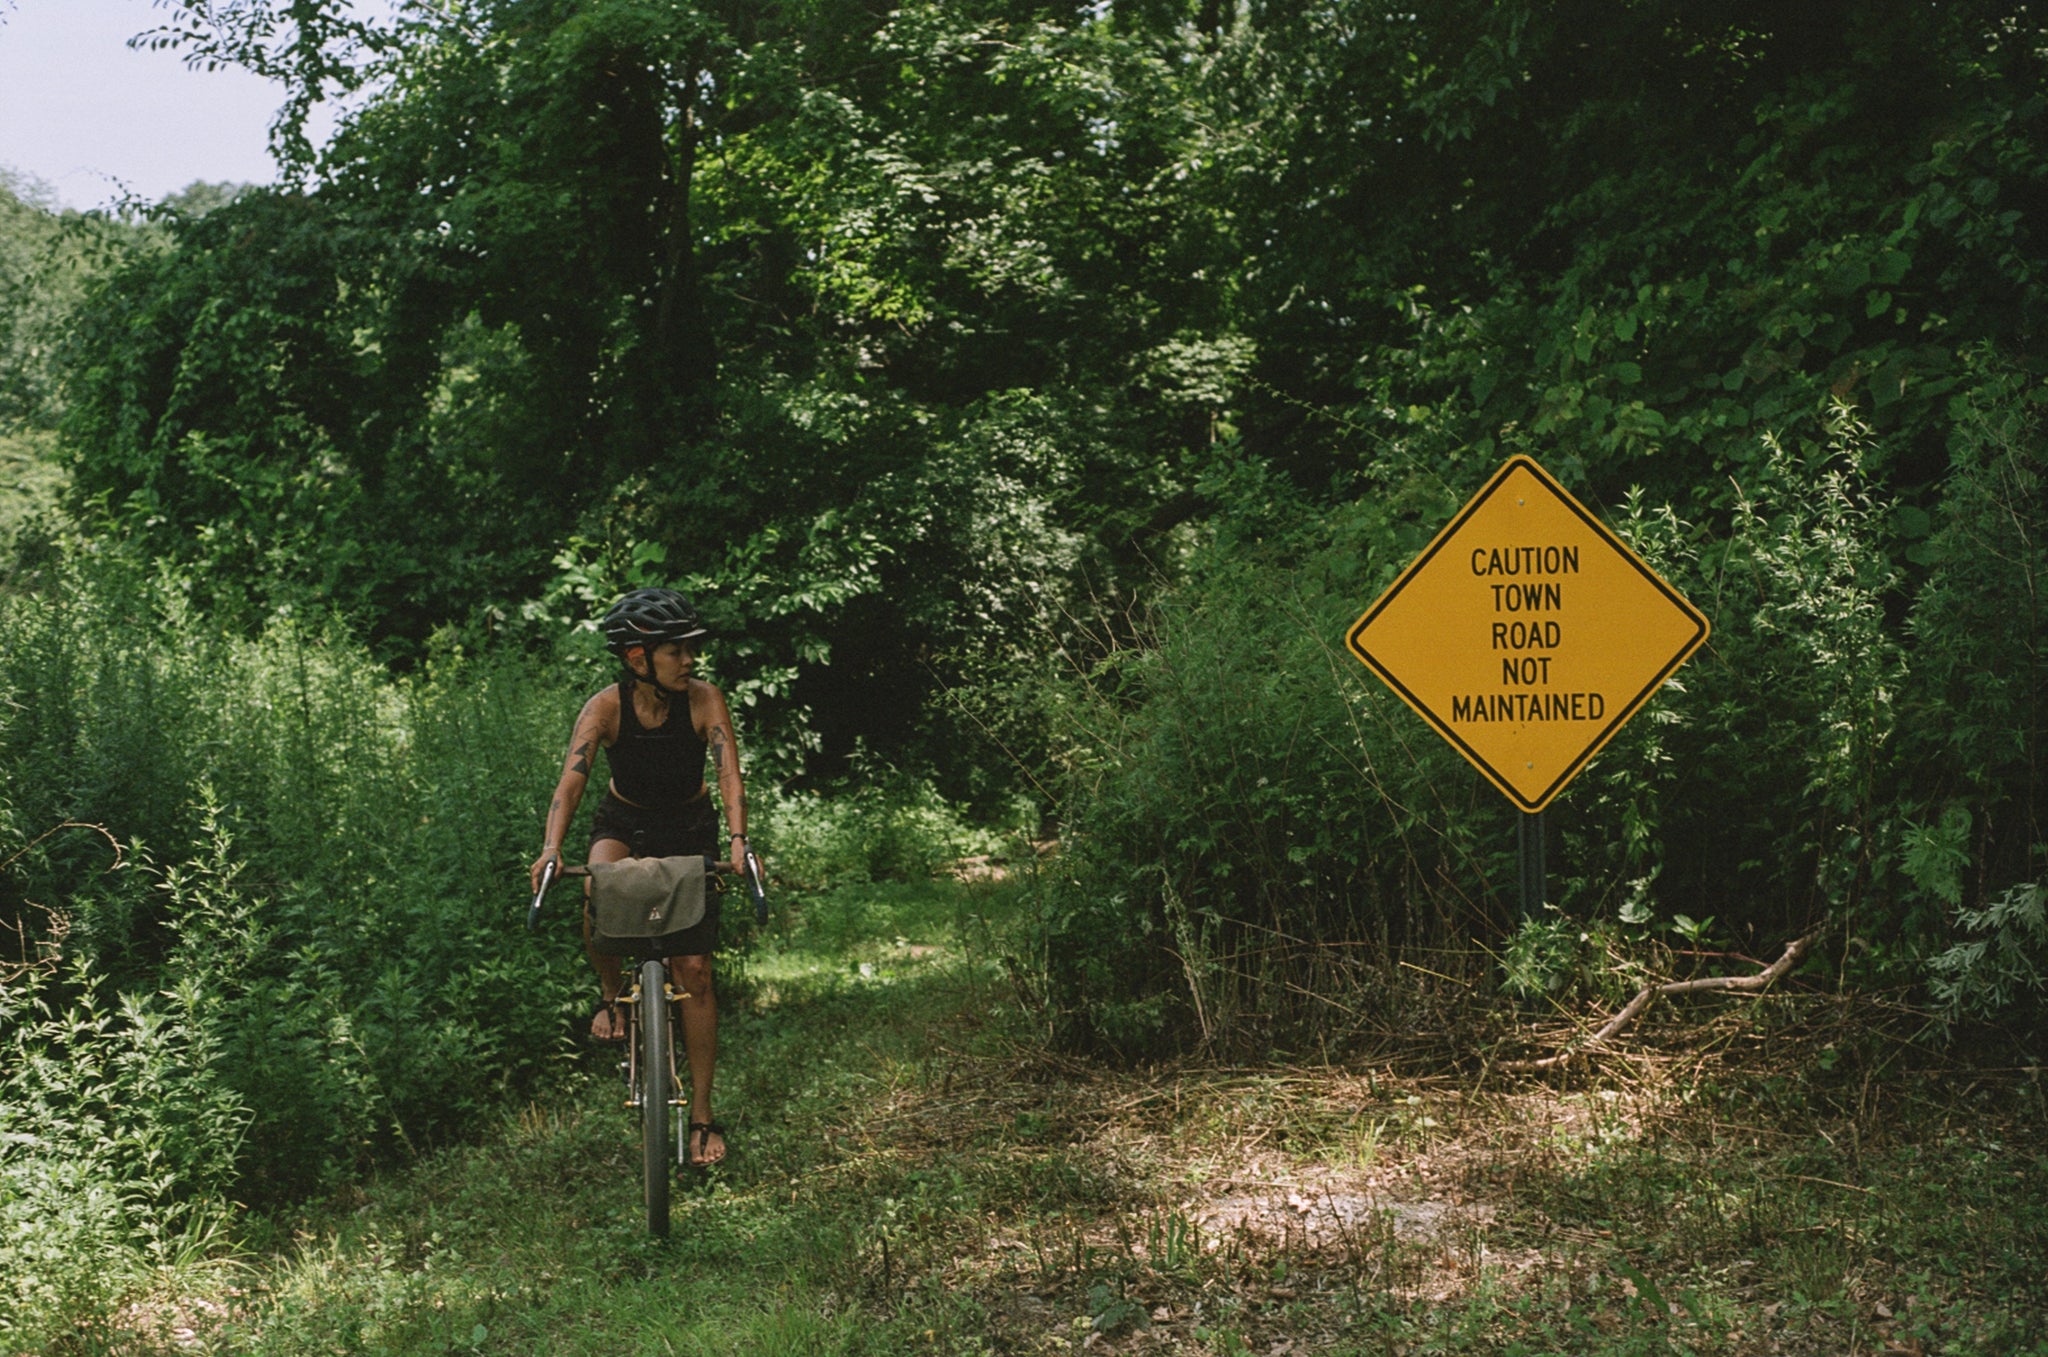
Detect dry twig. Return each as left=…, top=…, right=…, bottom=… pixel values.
left=1500, top=934, right=1815, bottom=1072
left=2, top=822, right=124, bottom=981
left=0, top=820, right=124, bottom=877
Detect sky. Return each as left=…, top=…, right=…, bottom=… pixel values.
left=0, top=0, right=332, bottom=211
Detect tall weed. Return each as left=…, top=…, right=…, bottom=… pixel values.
left=0, top=536, right=602, bottom=1333
left=1032, top=479, right=1508, bottom=1056
left=0, top=946, right=244, bottom=1349
left=1653, top=407, right=1907, bottom=948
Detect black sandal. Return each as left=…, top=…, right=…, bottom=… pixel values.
left=688, top=1121, right=728, bottom=1167
left=588, top=997, right=626, bottom=1046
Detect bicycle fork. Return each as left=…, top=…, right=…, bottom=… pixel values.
left=621, top=975, right=694, bottom=1163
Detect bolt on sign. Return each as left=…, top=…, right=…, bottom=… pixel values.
left=1345, top=455, right=1710, bottom=813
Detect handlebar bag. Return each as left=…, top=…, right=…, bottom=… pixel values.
left=587, top=855, right=707, bottom=957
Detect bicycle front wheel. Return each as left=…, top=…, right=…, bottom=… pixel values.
left=638, top=956, right=672, bottom=1238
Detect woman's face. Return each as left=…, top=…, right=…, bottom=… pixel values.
left=644, top=639, right=696, bottom=686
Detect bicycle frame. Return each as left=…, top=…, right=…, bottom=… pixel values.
left=527, top=853, right=763, bottom=1236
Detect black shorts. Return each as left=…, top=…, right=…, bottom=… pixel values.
left=587, top=790, right=722, bottom=954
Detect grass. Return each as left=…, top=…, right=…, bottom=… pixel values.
left=52, top=879, right=2048, bottom=1357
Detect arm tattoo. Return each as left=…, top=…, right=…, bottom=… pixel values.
left=709, top=727, right=728, bottom=773
left=569, top=738, right=594, bottom=778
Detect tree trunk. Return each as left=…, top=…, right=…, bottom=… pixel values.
left=656, top=56, right=716, bottom=423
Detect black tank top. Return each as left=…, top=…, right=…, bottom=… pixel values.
left=606, top=678, right=707, bottom=808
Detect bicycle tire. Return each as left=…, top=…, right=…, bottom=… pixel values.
left=638, top=957, right=672, bottom=1238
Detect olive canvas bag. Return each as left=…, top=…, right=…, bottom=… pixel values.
left=587, top=855, right=708, bottom=958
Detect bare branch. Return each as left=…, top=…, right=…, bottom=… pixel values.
left=1500, top=934, right=1814, bottom=1073
left=0, top=821, right=124, bottom=877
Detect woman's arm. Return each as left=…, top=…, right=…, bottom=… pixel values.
left=696, top=682, right=749, bottom=874
left=530, top=688, right=616, bottom=892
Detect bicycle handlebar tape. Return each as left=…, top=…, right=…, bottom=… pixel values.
left=745, top=848, right=768, bottom=924
left=528, top=858, right=558, bottom=933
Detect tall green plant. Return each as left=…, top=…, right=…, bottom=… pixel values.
left=1722, top=408, right=1905, bottom=932
left=1901, top=368, right=2048, bottom=1017
left=1033, top=476, right=1512, bottom=1056
left=0, top=899, right=244, bottom=1349
left=0, top=542, right=603, bottom=1206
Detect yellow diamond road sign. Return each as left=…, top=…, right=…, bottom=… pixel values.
left=1346, top=456, right=1710, bottom=812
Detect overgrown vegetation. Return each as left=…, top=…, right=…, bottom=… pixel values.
left=17, top=876, right=2044, bottom=1357
left=0, top=555, right=568, bottom=1342
left=3, top=0, right=2046, bottom=1343
left=1030, top=391, right=2046, bottom=1053
left=0, top=545, right=1023, bottom=1346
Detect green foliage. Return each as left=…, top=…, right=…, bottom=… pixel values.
left=762, top=764, right=1024, bottom=890
left=75, top=0, right=2044, bottom=856
left=1929, top=882, right=2048, bottom=1022
left=1032, top=385, right=2045, bottom=1048
left=1221, top=0, right=2048, bottom=510
left=11, top=8, right=2047, bottom=1344
left=1499, top=912, right=1647, bottom=1005
left=58, top=0, right=1237, bottom=795
left=0, top=937, right=244, bottom=1347
left=0, top=428, right=68, bottom=579
left=0, top=167, right=137, bottom=434
left=1639, top=407, right=1910, bottom=948
left=32, top=0, right=2048, bottom=1045
left=0, top=542, right=593, bottom=1215
left=59, top=186, right=552, bottom=643
left=1028, top=474, right=1510, bottom=1055
left=1899, top=368, right=2048, bottom=923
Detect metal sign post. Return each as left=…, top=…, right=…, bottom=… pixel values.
left=1517, top=810, right=1546, bottom=918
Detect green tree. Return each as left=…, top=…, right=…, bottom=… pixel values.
left=65, top=0, right=1246, bottom=787
left=0, top=168, right=129, bottom=432
left=1, top=167, right=147, bottom=573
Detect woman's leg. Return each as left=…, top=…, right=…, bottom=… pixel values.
left=583, top=835, right=633, bottom=1040
left=672, top=952, right=722, bottom=1164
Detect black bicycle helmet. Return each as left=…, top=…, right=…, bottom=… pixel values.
left=601, top=587, right=707, bottom=658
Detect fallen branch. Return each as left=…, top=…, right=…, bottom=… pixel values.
left=1501, top=934, right=1815, bottom=1072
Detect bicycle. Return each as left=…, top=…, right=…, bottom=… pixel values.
left=528, top=847, right=766, bottom=1237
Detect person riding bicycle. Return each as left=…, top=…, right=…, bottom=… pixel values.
left=529, top=586, right=749, bottom=1168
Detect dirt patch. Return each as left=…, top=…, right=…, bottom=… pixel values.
left=1192, top=1181, right=1495, bottom=1248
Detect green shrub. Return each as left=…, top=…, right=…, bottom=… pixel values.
left=1030, top=471, right=1509, bottom=1056
left=0, top=944, right=243, bottom=1349
left=1929, top=881, right=2047, bottom=1023
left=1031, top=379, right=2047, bottom=1052
left=1629, top=405, right=1907, bottom=949
left=0, top=542, right=597, bottom=1210
left=1899, top=370, right=2048, bottom=1010
left=761, top=759, right=1023, bottom=888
